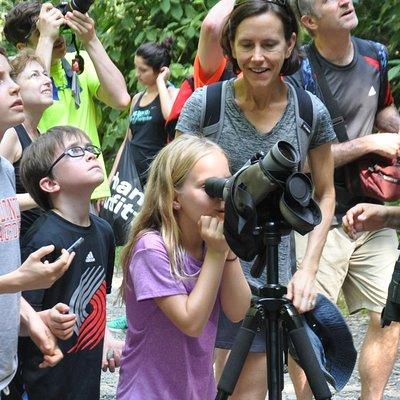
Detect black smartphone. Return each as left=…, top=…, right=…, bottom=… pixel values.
left=65, top=237, right=84, bottom=253
left=54, top=237, right=85, bottom=260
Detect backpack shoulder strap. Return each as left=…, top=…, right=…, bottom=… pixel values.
left=287, top=82, right=316, bottom=171
left=299, top=44, right=318, bottom=96
left=354, top=37, right=389, bottom=110
left=199, top=80, right=228, bottom=142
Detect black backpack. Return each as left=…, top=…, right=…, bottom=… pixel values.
left=198, top=80, right=318, bottom=171
left=165, top=65, right=236, bottom=141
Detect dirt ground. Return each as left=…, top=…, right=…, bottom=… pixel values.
left=100, top=272, right=400, bottom=400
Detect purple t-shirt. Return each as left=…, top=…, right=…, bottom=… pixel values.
left=116, top=231, right=220, bottom=400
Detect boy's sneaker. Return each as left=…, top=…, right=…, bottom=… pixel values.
left=107, top=316, right=127, bottom=331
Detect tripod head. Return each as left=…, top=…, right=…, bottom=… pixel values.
left=205, top=141, right=322, bottom=261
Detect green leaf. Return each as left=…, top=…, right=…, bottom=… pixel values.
left=160, top=0, right=170, bottom=14
left=170, top=3, right=183, bottom=20
left=389, top=65, right=400, bottom=81
left=184, top=4, right=196, bottom=18
left=186, top=26, right=196, bottom=39
left=145, top=29, right=157, bottom=42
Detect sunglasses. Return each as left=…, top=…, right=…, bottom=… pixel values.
left=46, top=144, right=102, bottom=176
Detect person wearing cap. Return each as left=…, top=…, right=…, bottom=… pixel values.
left=3, top=1, right=131, bottom=207
left=288, top=1, right=400, bottom=399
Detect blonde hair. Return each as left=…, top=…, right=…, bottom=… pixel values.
left=10, top=48, right=45, bottom=79
left=119, top=134, right=226, bottom=301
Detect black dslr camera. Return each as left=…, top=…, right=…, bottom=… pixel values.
left=55, top=0, right=95, bottom=73
left=56, top=0, right=94, bottom=15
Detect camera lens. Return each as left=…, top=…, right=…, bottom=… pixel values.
left=70, top=0, right=94, bottom=14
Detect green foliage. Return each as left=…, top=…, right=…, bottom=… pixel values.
left=0, top=0, right=16, bottom=54
left=2, top=0, right=400, bottom=171
left=90, top=0, right=218, bottom=170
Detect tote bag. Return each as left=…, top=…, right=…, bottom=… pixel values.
left=100, top=140, right=144, bottom=245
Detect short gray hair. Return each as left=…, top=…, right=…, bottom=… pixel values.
left=293, top=0, right=315, bottom=18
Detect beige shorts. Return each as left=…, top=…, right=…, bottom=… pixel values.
left=295, top=227, right=399, bottom=314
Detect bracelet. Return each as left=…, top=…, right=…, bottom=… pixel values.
left=226, top=256, right=238, bottom=262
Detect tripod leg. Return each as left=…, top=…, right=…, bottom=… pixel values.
left=281, top=303, right=332, bottom=400
left=265, top=310, right=284, bottom=400
left=215, top=305, right=262, bottom=400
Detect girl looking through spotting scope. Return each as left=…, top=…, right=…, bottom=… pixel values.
left=116, top=134, right=251, bottom=400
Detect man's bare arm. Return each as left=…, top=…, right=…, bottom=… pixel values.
left=331, top=131, right=400, bottom=167
left=375, top=103, right=400, bottom=133
left=35, top=3, right=65, bottom=72
left=197, top=0, right=235, bottom=79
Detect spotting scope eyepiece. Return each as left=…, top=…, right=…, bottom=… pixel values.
left=205, top=177, right=229, bottom=199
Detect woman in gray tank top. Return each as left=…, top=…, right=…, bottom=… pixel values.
left=108, top=39, right=179, bottom=188
left=176, top=1, right=336, bottom=398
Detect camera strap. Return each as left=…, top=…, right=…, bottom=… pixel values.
left=70, top=34, right=85, bottom=74
left=60, top=57, right=81, bottom=108
left=305, top=44, right=349, bottom=143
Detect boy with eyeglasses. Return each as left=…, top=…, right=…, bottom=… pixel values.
left=0, top=46, right=79, bottom=399
left=17, top=125, right=122, bottom=400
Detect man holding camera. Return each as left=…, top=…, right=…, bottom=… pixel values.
left=3, top=1, right=131, bottom=203
left=289, top=1, right=400, bottom=399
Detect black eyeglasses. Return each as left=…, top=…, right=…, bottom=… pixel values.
left=236, top=0, right=287, bottom=7
left=46, top=144, right=102, bottom=176
left=268, top=0, right=287, bottom=5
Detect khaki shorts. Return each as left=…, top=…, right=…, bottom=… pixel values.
left=295, top=227, right=399, bottom=314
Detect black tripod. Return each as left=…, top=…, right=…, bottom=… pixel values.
left=215, top=220, right=332, bottom=400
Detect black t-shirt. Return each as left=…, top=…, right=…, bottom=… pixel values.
left=19, top=211, right=115, bottom=400
left=12, top=124, right=44, bottom=237
left=129, top=93, right=166, bottom=186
